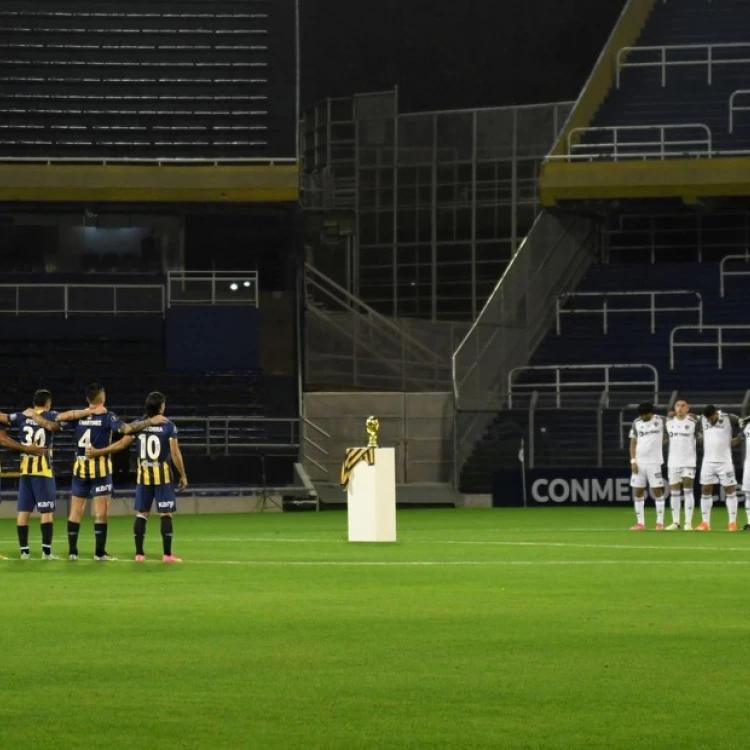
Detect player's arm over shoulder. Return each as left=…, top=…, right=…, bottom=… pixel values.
left=86, top=434, right=135, bottom=458
left=22, top=409, right=61, bottom=431
left=118, top=414, right=168, bottom=434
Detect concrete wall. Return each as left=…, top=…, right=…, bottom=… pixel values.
left=302, top=391, right=454, bottom=484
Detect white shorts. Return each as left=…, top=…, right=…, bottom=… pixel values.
left=742, top=467, right=750, bottom=493
left=631, top=463, right=664, bottom=489
left=700, top=462, right=737, bottom=488
left=667, top=466, right=696, bottom=485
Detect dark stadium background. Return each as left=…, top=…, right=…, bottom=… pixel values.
left=300, top=0, right=625, bottom=110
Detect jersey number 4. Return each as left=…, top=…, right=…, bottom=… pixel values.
left=138, top=433, right=161, bottom=461
left=78, top=429, right=92, bottom=449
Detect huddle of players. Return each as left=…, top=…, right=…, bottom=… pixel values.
left=629, top=398, right=750, bottom=531
left=0, top=382, right=188, bottom=562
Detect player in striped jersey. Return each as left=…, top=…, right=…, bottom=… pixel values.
left=28, top=381, right=164, bottom=561
left=4, top=389, right=102, bottom=559
left=86, top=391, right=187, bottom=563
left=0, top=408, right=50, bottom=561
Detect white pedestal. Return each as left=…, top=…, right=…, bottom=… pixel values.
left=347, top=447, right=397, bottom=542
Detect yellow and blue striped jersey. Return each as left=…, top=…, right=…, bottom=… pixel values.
left=8, top=410, right=58, bottom=477
left=136, top=420, right=177, bottom=486
left=74, top=454, right=113, bottom=480
left=71, top=411, right=124, bottom=480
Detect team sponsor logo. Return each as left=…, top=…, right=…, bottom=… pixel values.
left=95, top=483, right=113, bottom=493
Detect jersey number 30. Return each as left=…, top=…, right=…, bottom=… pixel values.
left=22, top=425, right=46, bottom=447
left=138, top=434, right=161, bottom=461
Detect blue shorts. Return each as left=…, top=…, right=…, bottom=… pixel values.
left=18, top=475, right=56, bottom=514
left=71, top=474, right=113, bottom=499
left=135, top=483, right=177, bottom=514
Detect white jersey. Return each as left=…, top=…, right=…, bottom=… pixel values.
left=743, top=422, right=750, bottom=474
left=666, top=416, right=697, bottom=468
left=700, top=411, right=738, bottom=465
left=629, top=415, right=665, bottom=465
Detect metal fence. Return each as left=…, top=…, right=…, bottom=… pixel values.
left=302, top=90, right=573, bottom=320
left=303, top=262, right=455, bottom=391
left=167, top=270, right=259, bottom=307
left=451, top=210, right=597, bottom=482
left=0, top=283, right=164, bottom=316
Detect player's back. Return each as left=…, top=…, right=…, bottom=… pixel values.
left=10, top=409, right=57, bottom=477
left=73, top=410, right=124, bottom=479
left=136, top=418, right=177, bottom=486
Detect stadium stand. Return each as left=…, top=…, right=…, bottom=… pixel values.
left=587, top=0, right=750, bottom=156
left=456, top=0, right=750, bottom=496
left=0, top=0, right=302, bottom=500
left=0, top=0, right=296, bottom=160
left=461, top=247, right=750, bottom=492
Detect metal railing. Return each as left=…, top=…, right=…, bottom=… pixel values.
left=304, top=263, right=450, bottom=391
left=173, top=416, right=301, bottom=455
left=167, top=270, right=259, bottom=308
left=670, top=325, right=750, bottom=370
left=556, top=290, right=703, bottom=334
left=301, top=417, right=331, bottom=477
left=452, top=212, right=596, bottom=410
left=729, top=89, right=750, bottom=134
left=452, top=211, right=595, bottom=484
left=616, top=42, right=750, bottom=88
left=0, top=283, right=164, bottom=317
left=547, top=148, right=750, bottom=163
left=508, top=364, right=660, bottom=409
left=567, top=124, right=712, bottom=161
left=0, top=156, right=298, bottom=166
left=719, top=254, right=750, bottom=297
left=0, top=417, right=303, bottom=467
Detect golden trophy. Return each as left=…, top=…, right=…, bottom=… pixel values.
left=365, top=415, right=380, bottom=448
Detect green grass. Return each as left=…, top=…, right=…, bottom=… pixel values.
left=1, top=507, right=750, bottom=749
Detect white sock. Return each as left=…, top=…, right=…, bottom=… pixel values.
left=634, top=499, right=645, bottom=525
left=746, top=496, right=750, bottom=525
left=701, top=494, right=713, bottom=524
left=670, top=491, right=682, bottom=524
left=684, top=489, right=695, bottom=526
left=655, top=498, right=665, bottom=525
left=726, top=492, right=738, bottom=524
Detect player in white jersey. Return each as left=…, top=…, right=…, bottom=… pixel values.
left=665, top=397, right=698, bottom=531
left=740, top=416, right=750, bottom=531
left=628, top=402, right=666, bottom=530
left=697, top=405, right=741, bottom=531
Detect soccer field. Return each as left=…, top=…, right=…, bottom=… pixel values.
left=1, top=507, right=749, bottom=749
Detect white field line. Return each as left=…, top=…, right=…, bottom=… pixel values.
left=5, top=558, right=750, bottom=567
left=2, top=536, right=750, bottom=553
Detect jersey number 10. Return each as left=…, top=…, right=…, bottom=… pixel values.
left=138, top=433, right=161, bottom=461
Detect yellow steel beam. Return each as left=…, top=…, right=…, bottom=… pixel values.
left=0, top=164, right=299, bottom=202
left=540, top=157, right=750, bottom=205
